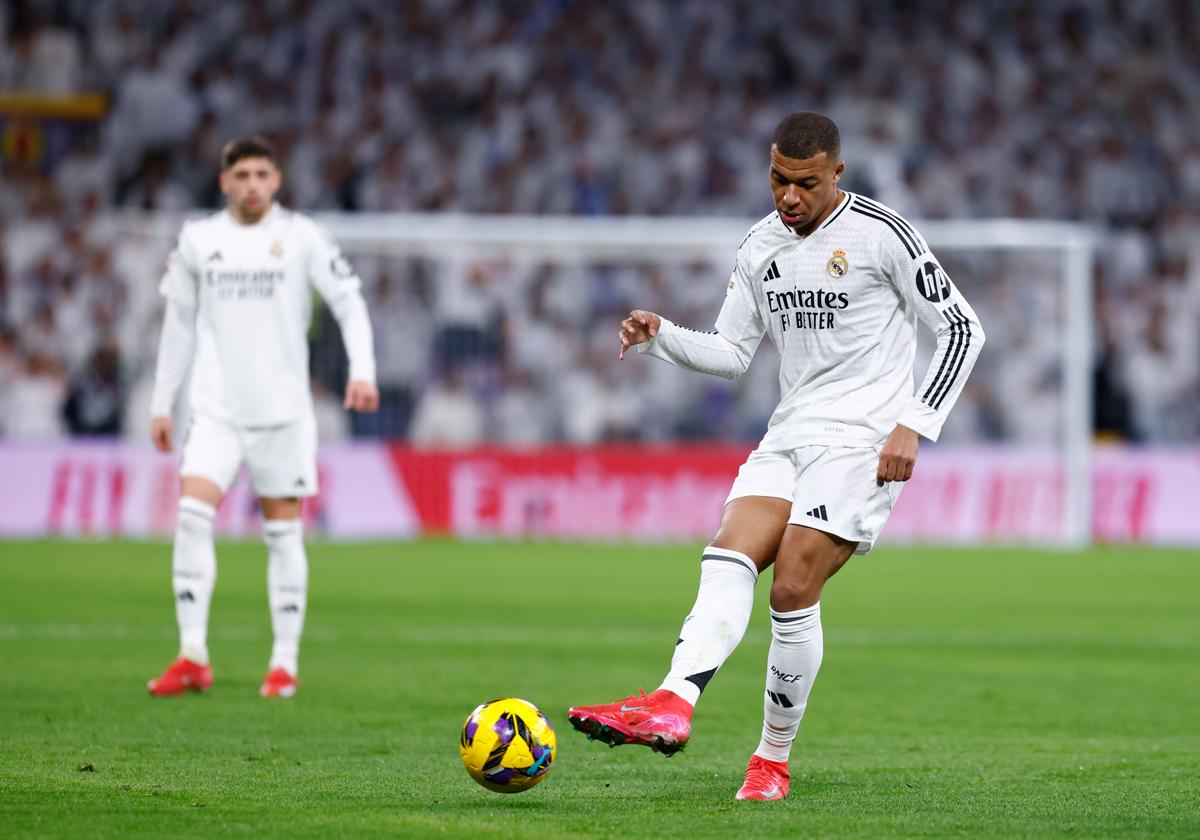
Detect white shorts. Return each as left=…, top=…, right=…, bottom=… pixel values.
left=725, top=446, right=903, bottom=555
left=180, top=412, right=318, bottom=498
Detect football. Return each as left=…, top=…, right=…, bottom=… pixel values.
left=459, top=697, right=557, bottom=793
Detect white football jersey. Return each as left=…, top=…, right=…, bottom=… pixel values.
left=642, top=191, right=985, bottom=448
left=159, top=205, right=371, bottom=426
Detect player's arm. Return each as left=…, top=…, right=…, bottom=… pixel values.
left=878, top=229, right=987, bottom=482
left=305, top=221, right=378, bottom=413
left=626, top=250, right=766, bottom=379
left=149, top=228, right=200, bottom=452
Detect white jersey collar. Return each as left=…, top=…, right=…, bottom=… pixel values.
left=224, top=202, right=279, bottom=228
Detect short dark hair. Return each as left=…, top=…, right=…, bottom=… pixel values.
left=770, top=112, right=840, bottom=161
left=220, top=135, right=278, bottom=170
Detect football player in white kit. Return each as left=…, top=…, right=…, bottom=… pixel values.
left=146, top=137, right=378, bottom=698
left=568, top=113, right=986, bottom=799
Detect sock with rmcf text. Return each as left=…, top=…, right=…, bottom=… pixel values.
left=754, top=602, right=823, bottom=763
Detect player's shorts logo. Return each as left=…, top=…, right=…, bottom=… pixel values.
left=826, top=249, right=848, bottom=279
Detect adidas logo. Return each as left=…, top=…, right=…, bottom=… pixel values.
left=206, top=250, right=223, bottom=262
left=805, top=504, right=829, bottom=522
left=766, top=690, right=794, bottom=708
left=294, top=477, right=305, bottom=488
left=761, top=260, right=781, bottom=283
left=176, top=590, right=195, bottom=603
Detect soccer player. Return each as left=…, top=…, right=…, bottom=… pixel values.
left=567, top=112, right=985, bottom=800
left=145, top=136, right=378, bottom=699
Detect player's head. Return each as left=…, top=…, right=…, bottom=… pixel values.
left=769, top=112, right=844, bottom=235
left=219, top=135, right=281, bottom=223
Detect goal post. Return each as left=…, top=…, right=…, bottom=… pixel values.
left=317, top=213, right=1095, bottom=548
left=103, top=210, right=1095, bottom=547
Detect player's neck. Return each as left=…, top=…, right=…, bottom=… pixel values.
left=793, top=189, right=844, bottom=237
left=228, top=202, right=274, bottom=226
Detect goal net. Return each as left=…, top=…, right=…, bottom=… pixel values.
left=107, top=212, right=1094, bottom=546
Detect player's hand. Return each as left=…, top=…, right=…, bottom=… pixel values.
left=150, top=416, right=173, bottom=452
left=619, top=310, right=662, bottom=361
left=344, top=379, right=380, bottom=413
left=877, top=424, right=919, bottom=485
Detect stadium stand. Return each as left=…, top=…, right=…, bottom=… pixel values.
left=1, top=0, right=1197, bottom=443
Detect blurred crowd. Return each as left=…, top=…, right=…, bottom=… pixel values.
left=1, top=0, right=1198, bottom=444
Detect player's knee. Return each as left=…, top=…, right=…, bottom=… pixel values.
left=769, top=571, right=822, bottom=611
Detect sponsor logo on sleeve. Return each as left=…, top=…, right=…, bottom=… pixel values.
left=916, top=260, right=953, bottom=302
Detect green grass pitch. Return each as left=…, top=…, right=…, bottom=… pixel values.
left=1, top=540, right=1197, bottom=838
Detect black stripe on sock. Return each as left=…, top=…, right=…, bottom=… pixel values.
left=685, top=667, right=718, bottom=693
left=771, top=609, right=817, bottom=623
left=701, top=553, right=754, bottom=575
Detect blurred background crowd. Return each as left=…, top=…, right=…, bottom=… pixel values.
left=1, top=0, right=1197, bottom=445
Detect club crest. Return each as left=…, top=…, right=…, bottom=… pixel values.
left=826, top=249, right=848, bottom=279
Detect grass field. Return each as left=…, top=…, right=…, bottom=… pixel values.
left=0, top=540, right=1197, bottom=838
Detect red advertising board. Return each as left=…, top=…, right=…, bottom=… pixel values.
left=0, top=442, right=1197, bottom=545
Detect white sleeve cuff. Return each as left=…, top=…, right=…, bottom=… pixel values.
left=898, top=401, right=943, bottom=442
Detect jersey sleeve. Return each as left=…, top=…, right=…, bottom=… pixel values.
left=149, top=297, right=197, bottom=417
left=882, top=227, right=986, bottom=441
left=304, top=218, right=377, bottom=384
left=638, top=245, right=766, bottom=379
left=158, top=223, right=200, bottom=307
left=305, top=218, right=363, bottom=303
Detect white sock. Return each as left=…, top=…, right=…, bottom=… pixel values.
left=173, top=497, right=216, bottom=665
left=657, top=546, right=758, bottom=707
left=264, top=518, right=307, bottom=677
left=754, top=602, right=824, bottom=763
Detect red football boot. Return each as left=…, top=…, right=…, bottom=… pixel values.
left=567, top=688, right=692, bottom=755
left=147, top=657, right=212, bottom=697
left=259, top=667, right=298, bottom=698
left=735, top=754, right=790, bottom=800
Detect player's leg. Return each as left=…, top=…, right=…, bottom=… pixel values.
left=736, top=524, right=854, bottom=800
left=149, top=415, right=242, bottom=697
left=259, top=495, right=306, bottom=698
left=246, top=414, right=317, bottom=698
left=568, top=450, right=793, bottom=753
left=656, top=495, right=790, bottom=705
left=739, top=445, right=902, bottom=800
left=172, top=476, right=224, bottom=666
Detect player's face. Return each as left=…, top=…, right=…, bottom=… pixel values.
left=770, top=146, right=844, bottom=235
left=220, top=156, right=282, bottom=222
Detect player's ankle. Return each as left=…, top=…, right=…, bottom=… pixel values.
left=751, top=750, right=789, bottom=767
left=649, top=688, right=694, bottom=713
left=179, top=645, right=209, bottom=666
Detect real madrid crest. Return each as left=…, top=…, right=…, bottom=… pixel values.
left=270, top=240, right=284, bottom=257
left=826, top=249, right=848, bottom=279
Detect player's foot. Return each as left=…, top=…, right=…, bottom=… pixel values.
left=259, top=667, right=298, bottom=698
left=147, top=657, right=212, bottom=697
left=567, top=688, right=692, bottom=755
left=735, top=754, right=790, bottom=801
